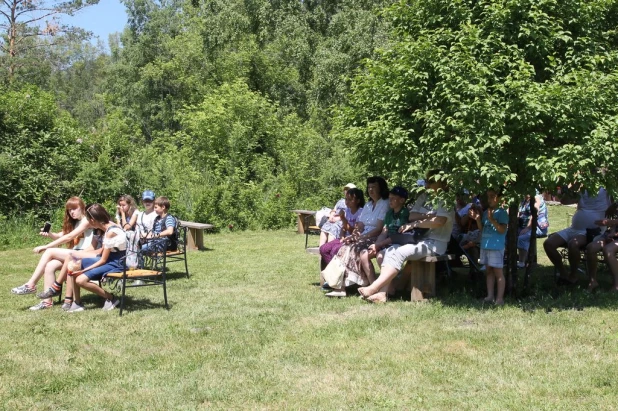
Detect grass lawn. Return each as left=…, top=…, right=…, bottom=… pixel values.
left=1, top=205, right=618, bottom=409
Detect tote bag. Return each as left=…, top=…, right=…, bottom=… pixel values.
left=321, top=246, right=350, bottom=289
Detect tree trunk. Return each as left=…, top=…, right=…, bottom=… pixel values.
left=523, top=195, right=538, bottom=293
left=507, top=201, right=519, bottom=297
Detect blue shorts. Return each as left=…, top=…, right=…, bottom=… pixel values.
left=81, top=251, right=125, bottom=280
left=480, top=249, right=504, bottom=269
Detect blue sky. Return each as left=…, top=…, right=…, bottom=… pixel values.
left=63, top=0, right=128, bottom=45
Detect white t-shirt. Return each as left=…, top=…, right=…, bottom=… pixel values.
left=359, top=198, right=389, bottom=235
left=409, top=192, right=431, bottom=214
left=426, top=202, right=455, bottom=243
left=136, top=210, right=158, bottom=234
left=571, top=188, right=611, bottom=230
left=103, top=226, right=127, bottom=251
left=74, top=216, right=94, bottom=251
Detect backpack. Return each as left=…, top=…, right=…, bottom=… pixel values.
left=162, top=214, right=179, bottom=252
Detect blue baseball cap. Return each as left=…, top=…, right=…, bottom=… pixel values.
left=390, top=186, right=409, bottom=199
left=142, top=190, right=155, bottom=201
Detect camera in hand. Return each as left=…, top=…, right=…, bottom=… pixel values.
left=42, top=222, right=51, bottom=233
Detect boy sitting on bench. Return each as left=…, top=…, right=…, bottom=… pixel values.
left=142, top=196, right=177, bottom=254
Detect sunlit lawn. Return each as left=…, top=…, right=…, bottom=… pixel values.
left=1, top=204, right=618, bottom=409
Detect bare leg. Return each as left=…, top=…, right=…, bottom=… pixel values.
left=360, top=249, right=376, bottom=284
left=603, top=242, right=618, bottom=290
left=57, top=249, right=100, bottom=285
left=42, top=260, right=62, bottom=305
left=358, top=264, right=399, bottom=299
left=26, top=248, right=74, bottom=287
left=586, top=240, right=604, bottom=291
left=544, top=235, right=568, bottom=278
left=494, top=267, right=505, bottom=305
left=485, top=267, right=495, bottom=302
left=76, top=275, right=112, bottom=300
left=567, top=235, right=587, bottom=281
left=69, top=276, right=80, bottom=304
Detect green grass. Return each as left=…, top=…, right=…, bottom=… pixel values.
left=1, top=205, right=618, bottom=409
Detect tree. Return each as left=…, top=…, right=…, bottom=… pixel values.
left=0, top=0, right=98, bottom=82
left=338, top=0, right=618, bottom=291
left=0, top=85, right=85, bottom=215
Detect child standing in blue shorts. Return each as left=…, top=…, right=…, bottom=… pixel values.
left=471, top=189, right=508, bottom=305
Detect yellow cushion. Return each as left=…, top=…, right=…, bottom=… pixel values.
left=106, top=269, right=161, bottom=279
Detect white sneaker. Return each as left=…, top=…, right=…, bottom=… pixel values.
left=102, top=297, right=120, bottom=311
left=29, top=301, right=52, bottom=311
left=11, top=284, right=36, bottom=295
left=66, top=302, right=85, bottom=313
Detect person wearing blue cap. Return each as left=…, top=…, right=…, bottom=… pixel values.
left=358, top=170, right=454, bottom=303
left=136, top=190, right=157, bottom=238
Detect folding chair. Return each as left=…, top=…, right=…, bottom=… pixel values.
left=105, top=240, right=169, bottom=316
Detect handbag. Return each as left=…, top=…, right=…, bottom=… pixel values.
left=321, top=246, right=350, bottom=289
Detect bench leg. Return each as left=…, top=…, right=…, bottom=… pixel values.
left=296, top=215, right=305, bottom=234
left=195, top=229, right=204, bottom=250
left=187, top=228, right=198, bottom=250
left=409, top=261, right=436, bottom=301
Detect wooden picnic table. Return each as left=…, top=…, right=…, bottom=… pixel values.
left=179, top=220, right=214, bottom=250
left=290, top=210, right=316, bottom=234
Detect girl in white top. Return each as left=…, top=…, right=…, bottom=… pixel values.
left=67, top=204, right=127, bottom=312
left=12, top=197, right=94, bottom=304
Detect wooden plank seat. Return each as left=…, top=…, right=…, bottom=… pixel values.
left=179, top=220, right=214, bottom=250
left=401, top=254, right=455, bottom=302
left=107, top=269, right=160, bottom=279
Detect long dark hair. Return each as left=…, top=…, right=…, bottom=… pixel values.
left=85, top=204, right=112, bottom=225
left=366, top=176, right=389, bottom=200
left=347, top=188, right=366, bottom=208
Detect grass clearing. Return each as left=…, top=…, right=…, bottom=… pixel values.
left=2, top=205, right=618, bottom=409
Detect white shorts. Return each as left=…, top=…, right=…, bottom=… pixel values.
left=480, top=249, right=504, bottom=269
left=556, top=227, right=586, bottom=243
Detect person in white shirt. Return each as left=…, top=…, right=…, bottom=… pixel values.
left=358, top=170, right=455, bottom=303
left=543, top=186, right=612, bottom=285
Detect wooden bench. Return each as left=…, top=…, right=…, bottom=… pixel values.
left=401, top=254, right=454, bottom=301
left=179, top=220, right=214, bottom=250
left=291, top=210, right=316, bottom=234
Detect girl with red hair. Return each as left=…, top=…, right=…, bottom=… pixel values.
left=11, top=197, right=95, bottom=310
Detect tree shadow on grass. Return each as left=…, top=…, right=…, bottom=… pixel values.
left=437, top=264, right=618, bottom=312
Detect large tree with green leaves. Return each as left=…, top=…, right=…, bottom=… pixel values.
left=338, top=0, right=618, bottom=291
left=339, top=0, right=618, bottom=197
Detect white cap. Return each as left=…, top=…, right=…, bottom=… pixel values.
left=344, top=183, right=356, bottom=189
